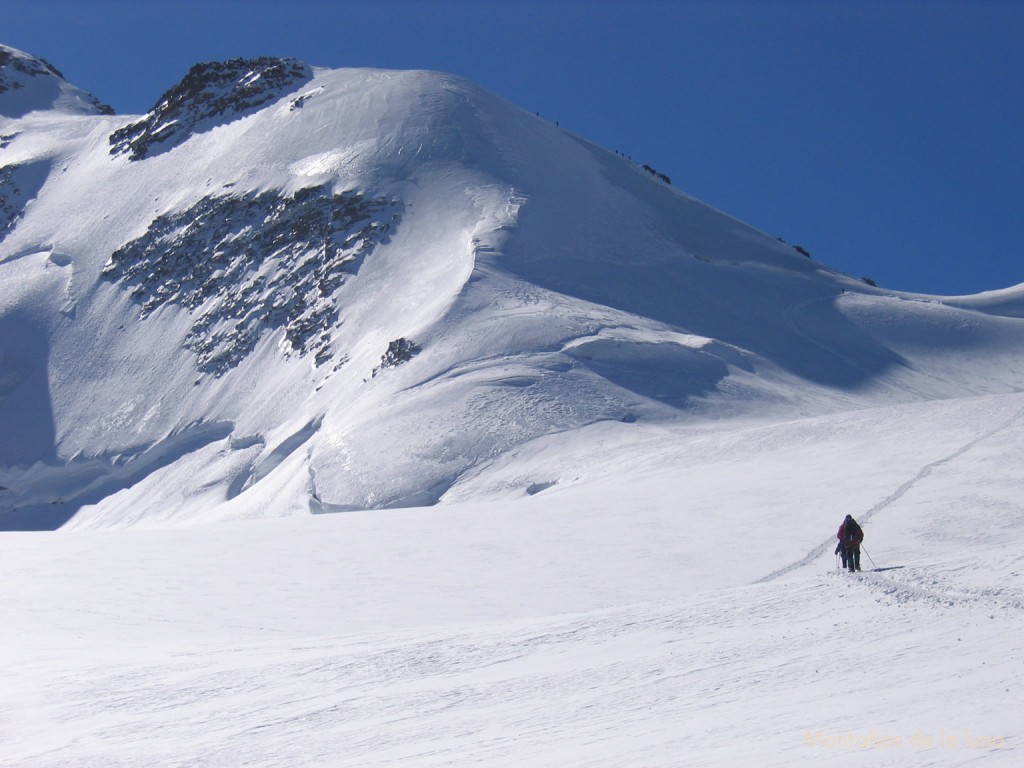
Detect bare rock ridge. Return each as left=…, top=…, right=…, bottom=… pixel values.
left=109, top=57, right=313, bottom=160
left=102, top=184, right=402, bottom=375
left=0, top=163, right=47, bottom=242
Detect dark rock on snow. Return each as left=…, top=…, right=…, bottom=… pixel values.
left=110, top=57, right=313, bottom=160
left=102, top=184, right=401, bottom=375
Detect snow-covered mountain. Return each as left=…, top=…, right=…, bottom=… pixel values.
left=3, top=46, right=1024, bottom=768
left=3, top=44, right=1021, bottom=530
left=0, top=45, right=113, bottom=119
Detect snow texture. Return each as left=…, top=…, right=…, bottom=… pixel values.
left=1, top=47, right=1022, bottom=767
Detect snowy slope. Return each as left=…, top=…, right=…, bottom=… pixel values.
left=2, top=51, right=1023, bottom=529
left=2, top=392, right=1022, bottom=766
left=2, top=46, right=1023, bottom=768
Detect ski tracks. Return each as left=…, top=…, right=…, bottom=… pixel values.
left=853, top=562, right=1024, bottom=614
left=755, top=403, right=1024, bottom=585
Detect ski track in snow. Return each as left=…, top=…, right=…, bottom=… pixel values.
left=755, top=404, right=1024, bottom=585
left=3, top=398, right=1023, bottom=767
left=3, top=52, right=1024, bottom=767
left=857, top=563, right=1024, bottom=613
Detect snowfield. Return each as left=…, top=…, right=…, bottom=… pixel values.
left=3, top=394, right=1023, bottom=766
left=1, top=44, right=1022, bottom=765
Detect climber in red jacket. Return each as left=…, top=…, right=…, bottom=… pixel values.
left=837, top=514, right=864, bottom=572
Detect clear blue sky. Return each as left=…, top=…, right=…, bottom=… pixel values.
left=6, top=0, right=1022, bottom=295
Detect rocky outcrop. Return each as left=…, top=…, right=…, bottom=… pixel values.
left=0, top=47, right=64, bottom=92
left=102, top=183, right=401, bottom=375
left=109, top=57, right=312, bottom=160
left=372, top=338, right=422, bottom=377
left=0, top=162, right=48, bottom=242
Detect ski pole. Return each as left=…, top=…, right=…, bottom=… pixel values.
left=861, top=546, right=877, bottom=569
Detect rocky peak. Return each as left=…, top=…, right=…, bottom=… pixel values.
left=0, top=44, right=113, bottom=118
left=109, top=57, right=313, bottom=160
left=0, top=45, right=63, bottom=85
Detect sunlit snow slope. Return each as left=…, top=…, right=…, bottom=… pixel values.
left=2, top=45, right=1023, bottom=768
left=1, top=44, right=1023, bottom=532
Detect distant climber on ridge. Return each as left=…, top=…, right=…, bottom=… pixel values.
left=837, top=514, right=864, bottom=572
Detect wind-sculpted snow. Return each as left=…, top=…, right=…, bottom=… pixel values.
left=109, top=57, right=312, bottom=160
left=102, top=184, right=401, bottom=374
left=0, top=421, right=234, bottom=530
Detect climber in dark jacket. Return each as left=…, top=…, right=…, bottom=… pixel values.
left=834, top=539, right=847, bottom=569
left=837, top=514, right=864, bottom=572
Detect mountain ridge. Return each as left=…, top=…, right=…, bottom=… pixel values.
left=0, top=43, right=113, bottom=118
left=1, top=48, right=1023, bottom=529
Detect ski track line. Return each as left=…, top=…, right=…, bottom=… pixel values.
left=854, top=561, right=1024, bottom=613
left=754, top=404, right=1024, bottom=585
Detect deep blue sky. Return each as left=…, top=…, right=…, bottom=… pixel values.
left=6, top=0, right=1022, bottom=295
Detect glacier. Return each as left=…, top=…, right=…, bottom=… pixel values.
left=0, top=44, right=1022, bottom=767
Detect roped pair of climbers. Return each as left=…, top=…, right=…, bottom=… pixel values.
left=834, top=514, right=864, bottom=572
